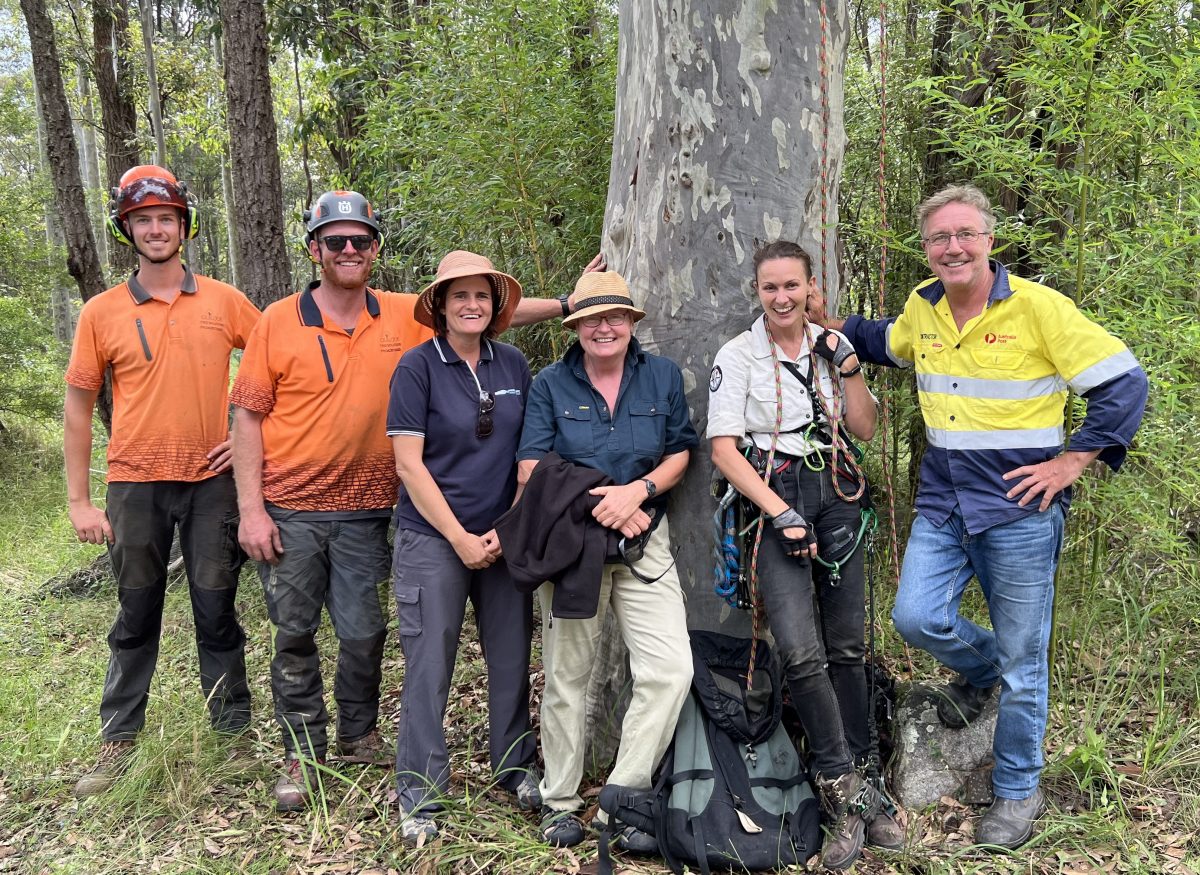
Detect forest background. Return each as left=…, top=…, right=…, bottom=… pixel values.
left=1, top=0, right=1198, bottom=873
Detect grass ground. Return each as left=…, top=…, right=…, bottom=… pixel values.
left=1, top=424, right=1198, bottom=874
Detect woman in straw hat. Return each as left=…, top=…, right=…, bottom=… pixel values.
left=385, top=250, right=541, bottom=845
left=707, top=241, right=902, bottom=869
left=513, top=270, right=699, bottom=850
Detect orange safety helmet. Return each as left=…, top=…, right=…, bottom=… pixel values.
left=107, top=164, right=198, bottom=244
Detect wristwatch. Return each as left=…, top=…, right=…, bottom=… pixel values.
left=556, top=294, right=571, bottom=318
left=641, top=478, right=657, bottom=497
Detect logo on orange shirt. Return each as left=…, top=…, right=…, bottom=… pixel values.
left=201, top=311, right=226, bottom=331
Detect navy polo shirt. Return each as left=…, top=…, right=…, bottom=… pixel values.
left=517, top=337, right=698, bottom=485
left=387, top=337, right=531, bottom=537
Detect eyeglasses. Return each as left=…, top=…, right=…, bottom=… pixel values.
left=476, top=391, right=495, bottom=439
left=319, top=234, right=375, bottom=252
left=580, top=312, right=630, bottom=329
left=922, top=230, right=986, bottom=248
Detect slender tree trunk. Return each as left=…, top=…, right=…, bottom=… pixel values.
left=23, top=0, right=112, bottom=431
left=220, top=0, right=292, bottom=307
left=22, top=0, right=107, bottom=306
left=76, top=62, right=108, bottom=273
left=137, top=0, right=166, bottom=163
left=213, top=34, right=240, bottom=289
left=583, top=0, right=849, bottom=766
left=32, top=75, right=75, bottom=344
left=93, top=0, right=138, bottom=274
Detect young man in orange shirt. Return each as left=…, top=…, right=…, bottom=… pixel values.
left=231, top=190, right=580, bottom=810
left=64, top=165, right=260, bottom=797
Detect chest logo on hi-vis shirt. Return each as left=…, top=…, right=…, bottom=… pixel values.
left=986, top=333, right=998, bottom=344
left=709, top=365, right=723, bottom=392
left=379, top=333, right=406, bottom=353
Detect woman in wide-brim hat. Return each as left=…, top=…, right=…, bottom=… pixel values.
left=414, top=249, right=523, bottom=336
left=512, top=269, right=698, bottom=850
left=386, top=248, right=539, bottom=845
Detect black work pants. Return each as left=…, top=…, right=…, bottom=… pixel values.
left=101, top=474, right=250, bottom=739
left=755, top=461, right=870, bottom=778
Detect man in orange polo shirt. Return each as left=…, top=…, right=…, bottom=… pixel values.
left=232, top=190, right=578, bottom=810
left=64, top=165, right=260, bottom=797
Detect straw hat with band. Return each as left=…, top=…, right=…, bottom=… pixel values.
left=563, top=272, right=645, bottom=329
left=415, top=250, right=523, bottom=334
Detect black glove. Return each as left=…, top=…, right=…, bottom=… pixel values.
left=769, top=508, right=817, bottom=555
left=813, top=329, right=855, bottom=369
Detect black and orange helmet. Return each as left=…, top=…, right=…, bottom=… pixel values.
left=107, top=165, right=198, bottom=244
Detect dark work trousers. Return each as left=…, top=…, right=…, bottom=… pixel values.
left=392, top=528, right=535, bottom=814
left=258, top=510, right=390, bottom=759
left=755, top=460, right=870, bottom=779
left=101, top=473, right=250, bottom=739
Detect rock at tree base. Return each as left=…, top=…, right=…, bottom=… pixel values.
left=891, top=682, right=998, bottom=809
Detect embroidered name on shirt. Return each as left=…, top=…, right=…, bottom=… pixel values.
left=379, top=333, right=406, bottom=352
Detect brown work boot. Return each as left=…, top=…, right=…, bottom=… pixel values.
left=816, top=772, right=883, bottom=870
left=867, top=806, right=905, bottom=850
left=74, top=740, right=135, bottom=798
left=274, top=755, right=324, bottom=811
left=334, top=728, right=391, bottom=766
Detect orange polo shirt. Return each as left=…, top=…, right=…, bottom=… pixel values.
left=230, top=285, right=433, bottom=512
left=65, top=267, right=260, bottom=483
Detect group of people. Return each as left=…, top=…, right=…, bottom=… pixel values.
left=65, top=164, right=1146, bottom=868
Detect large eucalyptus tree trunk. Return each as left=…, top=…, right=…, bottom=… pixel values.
left=93, top=0, right=139, bottom=274
left=220, top=0, right=292, bottom=307
left=606, top=0, right=847, bottom=628
left=584, top=0, right=848, bottom=767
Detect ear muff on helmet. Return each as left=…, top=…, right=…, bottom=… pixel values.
left=108, top=166, right=199, bottom=246
left=303, top=190, right=383, bottom=251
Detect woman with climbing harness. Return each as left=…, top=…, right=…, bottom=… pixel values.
left=707, top=241, right=903, bottom=870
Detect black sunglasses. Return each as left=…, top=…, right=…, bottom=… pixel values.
left=319, top=234, right=374, bottom=252
left=476, top=391, right=495, bottom=439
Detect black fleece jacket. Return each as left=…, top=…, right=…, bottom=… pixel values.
left=494, top=452, right=619, bottom=619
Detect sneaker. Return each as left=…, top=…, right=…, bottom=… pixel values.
left=816, top=772, right=883, bottom=870
left=74, top=740, right=135, bottom=798
left=274, top=755, right=324, bottom=811
left=540, top=806, right=586, bottom=847
left=936, top=675, right=996, bottom=729
left=976, top=787, right=1045, bottom=850
left=399, top=807, right=439, bottom=848
left=512, top=768, right=543, bottom=811
left=614, top=823, right=659, bottom=854
left=334, top=728, right=391, bottom=766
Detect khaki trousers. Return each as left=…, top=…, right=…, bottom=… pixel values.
left=538, top=515, right=693, bottom=811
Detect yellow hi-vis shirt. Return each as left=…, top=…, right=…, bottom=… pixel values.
left=846, top=261, right=1145, bottom=533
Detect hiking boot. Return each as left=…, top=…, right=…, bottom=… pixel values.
left=334, top=728, right=391, bottom=766
left=274, top=755, right=324, bottom=811
left=937, top=675, right=996, bottom=729
left=74, top=740, right=135, bottom=798
left=540, top=806, right=586, bottom=847
left=614, top=823, right=658, bottom=854
left=976, top=787, right=1045, bottom=850
left=816, top=772, right=882, bottom=870
left=512, top=768, right=543, bottom=811
left=867, top=807, right=905, bottom=850
left=398, top=806, right=439, bottom=848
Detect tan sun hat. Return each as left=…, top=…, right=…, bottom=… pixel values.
left=415, top=250, right=523, bottom=333
left=562, top=271, right=645, bottom=329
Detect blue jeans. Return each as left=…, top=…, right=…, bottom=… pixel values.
left=892, top=506, right=1064, bottom=799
